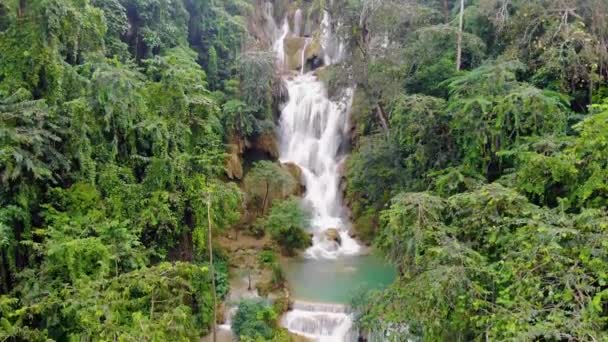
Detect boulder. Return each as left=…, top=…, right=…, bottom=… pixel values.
left=305, top=38, right=322, bottom=60
left=281, top=161, right=302, bottom=180
left=324, top=228, right=342, bottom=245
left=284, top=36, right=324, bottom=72
left=284, top=36, right=306, bottom=70
left=281, top=162, right=305, bottom=195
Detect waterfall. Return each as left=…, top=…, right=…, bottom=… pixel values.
left=282, top=301, right=356, bottom=341
left=273, top=10, right=362, bottom=340
left=279, top=75, right=360, bottom=259
left=273, top=19, right=289, bottom=67
left=321, top=10, right=346, bottom=65
left=301, top=38, right=311, bottom=74
left=294, top=9, right=303, bottom=37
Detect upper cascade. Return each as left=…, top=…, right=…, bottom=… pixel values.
left=272, top=5, right=359, bottom=260
left=271, top=8, right=344, bottom=73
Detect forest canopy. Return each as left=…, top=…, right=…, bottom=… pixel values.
left=332, top=0, right=608, bottom=340
left=0, top=0, right=252, bottom=339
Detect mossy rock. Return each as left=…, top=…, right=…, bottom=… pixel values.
left=305, top=38, right=322, bottom=60
left=251, top=132, right=279, bottom=158
left=224, top=144, right=243, bottom=179
left=324, top=228, right=342, bottom=245
left=284, top=36, right=306, bottom=70
left=272, top=294, right=291, bottom=316
left=280, top=162, right=305, bottom=195
left=255, top=280, right=272, bottom=297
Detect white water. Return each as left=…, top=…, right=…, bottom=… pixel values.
left=294, top=8, right=303, bottom=37
left=273, top=11, right=360, bottom=341
left=273, top=19, right=289, bottom=67
left=321, top=10, right=346, bottom=65
left=301, top=38, right=311, bottom=74
left=282, top=301, right=356, bottom=341
left=278, top=74, right=360, bottom=260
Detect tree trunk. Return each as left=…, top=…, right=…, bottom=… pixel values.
left=443, top=0, right=449, bottom=23
left=376, top=103, right=389, bottom=133
left=456, top=0, right=465, bottom=71
left=262, top=182, right=269, bottom=215
left=0, top=249, right=12, bottom=294
left=207, top=194, right=217, bottom=342
left=18, top=0, right=26, bottom=18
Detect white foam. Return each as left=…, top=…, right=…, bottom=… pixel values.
left=282, top=301, right=356, bottom=341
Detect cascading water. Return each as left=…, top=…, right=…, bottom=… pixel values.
left=278, top=75, right=360, bottom=260
left=273, top=9, right=361, bottom=341
left=300, top=38, right=311, bottom=74
left=294, top=9, right=303, bottom=37
left=273, top=19, right=289, bottom=67
left=282, top=302, right=356, bottom=341
left=321, top=10, right=346, bottom=66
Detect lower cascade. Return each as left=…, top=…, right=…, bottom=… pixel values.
left=282, top=301, right=356, bottom=341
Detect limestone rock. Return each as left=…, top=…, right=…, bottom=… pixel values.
left=281, top=162, right=305, bottom=195
left=324, top=228, right=342, bottom=245
left=305, top=38, right=322, bottom=60
left=224, top=143, right=243, bottom=180
left=284, top=36, right=306, bottom=70
left=281, top=161, right=302, bottom=180
left=252, top=132, right=279, bottom=158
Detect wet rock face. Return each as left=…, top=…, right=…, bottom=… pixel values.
left=284, top=36, right=306, bottom=70
left=252, top=132, right=280, bottom=158
left=324, top=228, right=342, bottom=245
left=283, top=34, right=324, bottom=72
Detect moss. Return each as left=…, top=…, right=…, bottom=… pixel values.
left=272, top=294, right=290, bottom=316
left=305, top=38, right=322, bottom=60
left=284, top=36, right=306, bottom=70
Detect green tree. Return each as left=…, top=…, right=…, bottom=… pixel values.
left=244, top=161, right=295, bottom=215
left=232, top=299, right=277, bottom=340
left=256, top=198, right=311, bottom=255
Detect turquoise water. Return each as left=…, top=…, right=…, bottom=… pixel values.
left=283, top=253, right=396, bottom=304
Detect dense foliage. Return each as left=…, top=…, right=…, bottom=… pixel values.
left=256, top=198, right=312, bottom=255
left=0, top=0, right=258, bottom=339
left=232, top=299, right=277, bottom=340
left=330, top=0, right=608, bottom=340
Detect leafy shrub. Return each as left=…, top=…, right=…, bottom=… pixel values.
left=232, top=299, right=277, bottom=340
left=256, top=198, right=311, bottom=255
left=258, top=249, right=278, bottom=265
left=243, top=161, right=295, bottom=215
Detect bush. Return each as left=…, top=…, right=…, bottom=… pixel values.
left=270, top=263, right=285, bottom=288
left=243, top=161, right=295, bottom=215
left=258, top=249, right=277, bottom=265
left=232, top=299, right=277, bottom=340
left=256, top=198, right=311, bottom=255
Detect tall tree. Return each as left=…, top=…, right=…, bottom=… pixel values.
left=456, top=0, right=464, bottom=70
